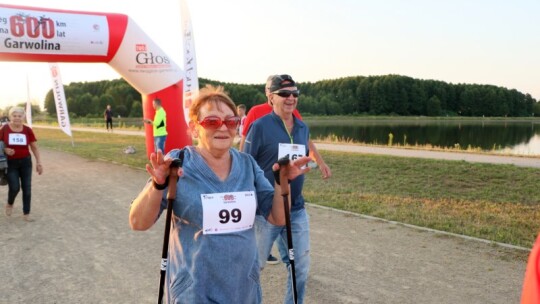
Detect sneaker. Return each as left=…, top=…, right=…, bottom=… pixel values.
left=266, top=254, right=280, bottom=265
left=23, top=214, right=34, bottom=222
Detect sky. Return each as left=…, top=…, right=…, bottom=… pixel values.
left=0, top=0, right=539, bottom=109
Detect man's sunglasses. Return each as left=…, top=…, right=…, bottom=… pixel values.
left=198, top=116, right=240, bottom=130
left=272, top=90, right=300, bottom=98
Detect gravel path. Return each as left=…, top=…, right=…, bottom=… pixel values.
left=313, top=143, right=540, bottom=168
left=0, top=148, right=530, bottom=303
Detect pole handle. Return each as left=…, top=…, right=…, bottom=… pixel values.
left=166, top=168, right=178, bottom=200
left=277, top=156, right=290, bottom=195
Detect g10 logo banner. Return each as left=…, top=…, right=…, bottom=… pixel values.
left=0, top=6, right=109, bottom=56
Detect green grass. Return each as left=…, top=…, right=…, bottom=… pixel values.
left=35, top=128, right=150, bottom=169
left=34, top=127, right=540, bottom=248
left=303, top=152, right=540, bottom=248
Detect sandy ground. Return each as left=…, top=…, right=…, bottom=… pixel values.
left=0, top=148, right=531, bottom=304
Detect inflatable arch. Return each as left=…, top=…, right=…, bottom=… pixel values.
left=0, top=4, right=192, bottom=156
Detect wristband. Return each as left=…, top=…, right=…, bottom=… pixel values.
left=153, top=177, right=168, bottom=190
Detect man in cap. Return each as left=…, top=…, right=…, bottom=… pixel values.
left=241, top=75, right=331, bottom=266
left=239, top=75, right=331, bottom=178
left=243, top=74, right=318, bottom=304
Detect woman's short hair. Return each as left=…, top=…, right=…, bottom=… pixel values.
left=9, top=107, right=25, bottom=117
left=189, top=85, right=237, bottom=122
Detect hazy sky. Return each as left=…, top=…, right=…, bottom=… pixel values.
left=0, top=0, right=539, bottom=109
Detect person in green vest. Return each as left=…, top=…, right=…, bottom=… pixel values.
left=143, top=98, right=168, bottom=153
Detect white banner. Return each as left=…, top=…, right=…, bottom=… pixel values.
left=107, top=17, right=182, bottom=95
left=48, top=63, right=72, bottom=137
left=181, top=0, right=199, bottom=125
left=0, top=7, right=109, bottom=56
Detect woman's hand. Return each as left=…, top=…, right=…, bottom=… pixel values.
left=145, top=150, right=172, bottom=184
left=272, top=156, right=312, bottom=182
left=36, top=163, right=43, bottom=175
left=4, top=147, right=14, bottom=156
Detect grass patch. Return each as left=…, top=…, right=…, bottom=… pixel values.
left=34, top=127, right=540, bottom=248
left=303, top=152, right=540, bottom=248
left=35, top=128, right=149, bottom=169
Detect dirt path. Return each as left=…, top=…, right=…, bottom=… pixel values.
left=313, top=143, right=540, bottom=169
left=0, top=149, right=529, bottom=303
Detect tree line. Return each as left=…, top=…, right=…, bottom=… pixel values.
left=41, top=74, right=539, bottom=118
left=43, top=78, right=142, bottom=118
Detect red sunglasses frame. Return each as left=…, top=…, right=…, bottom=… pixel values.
left=198, top=115, right=240, bottom=130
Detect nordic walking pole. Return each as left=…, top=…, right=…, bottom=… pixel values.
left=277, top=156, right=298, bottom=304
left=158, top=152, right=184, bottom=304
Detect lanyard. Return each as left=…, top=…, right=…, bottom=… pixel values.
left=280, top=118, right=294, bottom=144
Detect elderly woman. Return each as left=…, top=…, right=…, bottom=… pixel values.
left=129, top=85, right=311, bottom=303
left=2, top=107, right=43, bottom=221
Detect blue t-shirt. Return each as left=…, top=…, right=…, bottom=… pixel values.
left=243, top=111, right=310, bottom=212
left=158, top=147, right=274, bottom=303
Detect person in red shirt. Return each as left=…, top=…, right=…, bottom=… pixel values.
left=2, top=107, right=43, bottom=222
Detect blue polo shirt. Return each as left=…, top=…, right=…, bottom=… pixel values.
left=243, top=111, right=310, bottom=212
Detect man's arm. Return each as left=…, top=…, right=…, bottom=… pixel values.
left=239, top=108, right=258, bottom=152
left=308, top=140, right=331, bottom=179
left=239, top=135, right=247, bottom=152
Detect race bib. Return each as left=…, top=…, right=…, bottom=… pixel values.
left=201, top=191, right=256, bottom=235
left=278, top=143, right=306, bottom=161
left=8, top=133, right=27, bottom=146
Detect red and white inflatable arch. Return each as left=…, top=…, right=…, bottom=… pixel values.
left=0, top=4, right=192, bottom=156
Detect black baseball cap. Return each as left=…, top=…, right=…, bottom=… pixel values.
left=268, top=74, right=296, bottom=92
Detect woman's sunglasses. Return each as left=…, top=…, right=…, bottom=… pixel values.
left=198, top=116, right=240, bottom=130
left=272, top=90, right=300, bottom=98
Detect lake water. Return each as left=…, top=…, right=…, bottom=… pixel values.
left=307, top=120, right=540, bottom=156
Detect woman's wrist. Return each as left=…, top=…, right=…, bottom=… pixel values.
left=152, top=177, right=168, bottom=190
